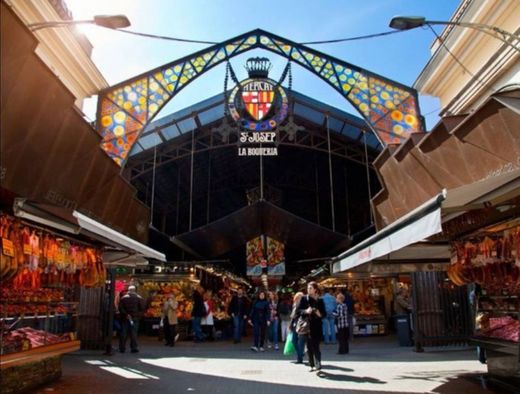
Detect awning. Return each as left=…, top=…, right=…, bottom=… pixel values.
left=13, top=198, right=166, bottom=263
left=332, top=191, right=446, bottom=273
left=333, top=168, right=520, bottom=273
left=442, top=168, right=520, bottom=215
left=172, top=200, right=350, bottom=259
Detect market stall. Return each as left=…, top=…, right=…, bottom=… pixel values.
left=0, top=213, right=104, bottom=392
left=319, top=275, right=405, bottom=336
left=1, top=206, right=165, bottom=392
left=135, top=276, right=197, bottom=338
left=447, top=224, right=520, bottom=378
left=132, top=264, right=250, bottom=340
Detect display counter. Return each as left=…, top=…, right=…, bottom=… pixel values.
left=0, top=340, right=80, bottom=369
left=353, top=314, right=387, bottom=336
left=470, top=337, right=520, bottom=378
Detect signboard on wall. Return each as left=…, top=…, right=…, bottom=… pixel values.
left=246, top=235, right=285, bottom=276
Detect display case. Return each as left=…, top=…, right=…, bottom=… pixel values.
left=353, top=314, right=387, bottom=336
left=471, top=287, right=520, bottom=377
left=1, top=296, right=79, bottom=356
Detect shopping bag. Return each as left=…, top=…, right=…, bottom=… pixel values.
left=283, top=332, right=296, bottom=356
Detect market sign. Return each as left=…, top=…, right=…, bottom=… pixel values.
left=246, top=235, right=285, bottom=276
left=227, top=57, right=288, bottom=157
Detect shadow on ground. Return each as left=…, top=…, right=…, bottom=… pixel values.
left=317, top=370, right=386, bottom=384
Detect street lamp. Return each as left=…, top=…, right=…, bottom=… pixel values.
left=28, top=14, right=130, bottom=32
left=389, top=16, right=519, bottom=52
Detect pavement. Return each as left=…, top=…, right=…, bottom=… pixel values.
left=32, top=335, right=515, bottom=394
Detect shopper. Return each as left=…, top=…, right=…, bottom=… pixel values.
left=118, top=285, right=145, bottom=353
left=191, top=285, right=206, bottom=342
left=343, top=288, right=355, bottom=341
left=248, top=289, right=270, bottom=352
left=333, top=293, right=349, bottom=354
left=394, top=288, right=411, bottom=315
left=202, top=290, right=215, bottom=341
left=162, top=293, right=178, bottom=347
left=267, top=291, right=280, bottom=350
left=289, top=292, right=304, bottom=364
left=228, top=287, right=249, bottom=343
left=321, top=288, right=337, bottom=344
left=294, top=282, right=326, bottom=371
left=279, top=294, right=292, bottom=342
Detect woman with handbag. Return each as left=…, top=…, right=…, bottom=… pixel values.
left=289, top=292, right=304, bottom=363
left=294, top=282, right=326, bottom=371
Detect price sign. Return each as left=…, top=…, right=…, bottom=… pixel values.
left=1, top=238, right=14, bottom=257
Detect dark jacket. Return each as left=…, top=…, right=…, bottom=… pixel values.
left=249, top=299, right=270, bottom=325
left=192, top=290, right=206, bottom=318
left=294, top=295, right=326, bottom=339
left=344, top=292, right=355, bottom=315
left=228, top=295, right=249, bottom=317
left=119, top=293, right=145, bottom=319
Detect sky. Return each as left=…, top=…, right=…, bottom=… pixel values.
left=66, top=0, right=460, bottom=130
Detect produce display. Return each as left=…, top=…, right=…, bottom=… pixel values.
left=320, top=277, right=395, bottom=318
left=1, top=287, right=64, bottom=303
left=476, top=315, right=520, bottom=343
left=448, top=227, right=520, bottom=293
left=0, top=214, right=106, bottom=289
left=0, top=302, right=72, bottom=317
left=1, top=327, right=74, bottom=355
left=140, top=280, right=194, bottom=320
left=138, top=279, right=233, bottom=321
left=1, top=279, right=77, bottom=317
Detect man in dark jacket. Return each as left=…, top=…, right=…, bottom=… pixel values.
left=192, top=286, right=205, bottom=342
left=343, top=289, right=355, bottom=341
left=118, top=285, right=145, bottom=353
left=228, top=287, right=249, bottom=343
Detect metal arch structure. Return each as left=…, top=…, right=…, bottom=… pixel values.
left=126, top=122, right=376, bottom=182
left=96, top=29, right=425, bottom=166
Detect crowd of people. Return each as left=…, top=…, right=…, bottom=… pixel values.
left=115, top=282, right=356, bottom=372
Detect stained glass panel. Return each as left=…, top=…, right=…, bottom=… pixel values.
left=97, top=30, right=424, bottom=166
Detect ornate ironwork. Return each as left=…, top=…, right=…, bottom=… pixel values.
left=97, top=29, right=424, bottom=166
left=126, top=123, right=374, bottom=182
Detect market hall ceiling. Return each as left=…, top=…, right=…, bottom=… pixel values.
left=96, top=29, right=424, bottom=166
left=171, top=200, right=350, bottom=259
left=124, top=90, right=382, bottom=248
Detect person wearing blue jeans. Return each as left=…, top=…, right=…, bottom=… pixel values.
left=321, top=289, right=337, bottom=344
left=248, top=290, right=270, bottom=351
left=191, top=286, right=206, bottom=342
left=228, top=287, right=249, bottom=343
left=296, top=332, right=307, bottom=363
left=268, top=291, right=279, bottom=350
left=290, top=292, right=305, bottom=363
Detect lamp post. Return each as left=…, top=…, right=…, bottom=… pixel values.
left=389, top=16, right=519, bottom=52
left=28, top=14, right=130, bottom=31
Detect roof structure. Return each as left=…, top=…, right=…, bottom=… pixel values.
left=96, top=29, right=424, bottom=166
left=124, top=89, right=382, bottom=276
left=128, top=90, right=382, bottom=158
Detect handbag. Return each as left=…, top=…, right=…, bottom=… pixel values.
left=295, top=315, right=310, bottom=335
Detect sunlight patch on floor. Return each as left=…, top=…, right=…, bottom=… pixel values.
left=139, top=356, right=486, bottom=392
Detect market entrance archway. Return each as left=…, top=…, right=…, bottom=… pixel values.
left=96, top=29, right=424, bottom=166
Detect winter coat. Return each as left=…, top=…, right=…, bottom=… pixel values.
left=162, top=298, right=178, bottom=325
left=250, top=299, right=270, bottom=325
